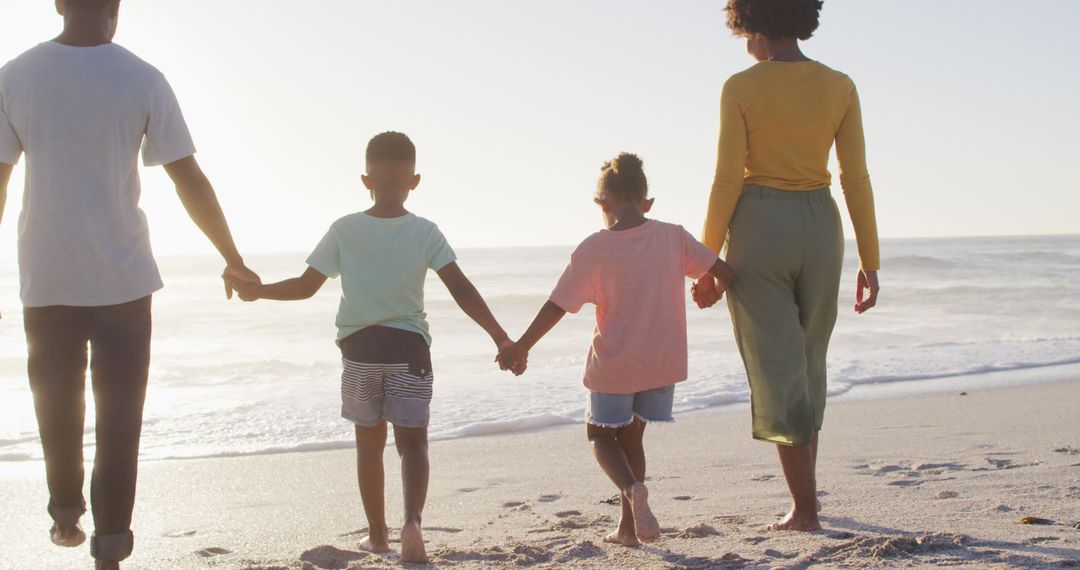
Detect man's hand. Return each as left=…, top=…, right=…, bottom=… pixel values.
left=855, top=269, right=880, bottom=314
left=222, top=264, right=261, bottom=300
left=496, top=340, right=528, bottom=376
left=691, top=275, right=721, bottom=309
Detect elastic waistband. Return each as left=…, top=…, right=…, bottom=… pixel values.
left=741, top=184, right=832, bottom=201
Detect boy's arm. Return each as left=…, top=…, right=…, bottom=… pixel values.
left=497, top=301, right=567, bottom=369
left=163, top=156, right=259, bottom=297
left=436, top=261, right=511, bottom=349
left=230, top=266, right=328, bottom=302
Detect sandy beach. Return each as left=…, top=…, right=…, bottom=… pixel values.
left=2, top=375, right=1079, bottom=569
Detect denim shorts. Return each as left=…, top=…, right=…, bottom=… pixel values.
left=585, top=385, right=676, bottom=428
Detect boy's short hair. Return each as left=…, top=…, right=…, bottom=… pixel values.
left=366, top=131, right=416, bottom=165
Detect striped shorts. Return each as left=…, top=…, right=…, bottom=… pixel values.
left=340, top=326, right=433, bottom=428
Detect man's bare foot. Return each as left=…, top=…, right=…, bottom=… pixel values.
left=357, top=530, right=390, bottom=554
left=767, top=509, right=821, bottom=532
left=50, top=522, right=85, bottom=548
left=627, top=482, right=660, bottom=542
left=400, top=521, right=427, bottom=563
left=604, top=528, right=641, bottom=547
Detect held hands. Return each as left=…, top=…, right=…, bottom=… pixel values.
left=223, top=273, right=262, bottom=302
left=222, top=264, right=261, bottom=300
left=855, top=269, right=880, bottom=314
left=495, top=338, right=528, bottom=376
left=691, top=274, right=730, bottom=309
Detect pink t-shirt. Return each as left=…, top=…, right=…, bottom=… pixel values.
left=549, top=219, right=719, bottom=395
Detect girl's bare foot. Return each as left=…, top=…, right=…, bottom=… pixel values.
left=400, top=521, right=427, bottom=563
left=357, top=528, right=390, bottom=554
left=50, top=522, right=85, bottom=548
left=627, top=482, right=660, bottom=542
left=604, top=528, right=641, bottom=547
left=767, top=508, right=821, bottom=532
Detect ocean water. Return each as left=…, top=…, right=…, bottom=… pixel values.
left=0, top=234, right=1078, bottom=462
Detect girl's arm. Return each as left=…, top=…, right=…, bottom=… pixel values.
left=231, top=266, right=328, bottom=301
left=436, top=262, right=511, bottom=349
left=497, top=301, right=567, bottom=371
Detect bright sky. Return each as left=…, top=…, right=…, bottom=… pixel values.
left=1, top=0, right=1078, bottom=258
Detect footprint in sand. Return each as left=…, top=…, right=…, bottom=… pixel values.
left=673, top=495, right=693, bottom=501
left=676, top=523, right=720, bottom=538
left=196, top=547, right=231, bottom=557
left=935, top=491, right=959, bottom=499
left=555, top=510, right=582, bottom=518
left=457, top=486, right=482, bottom=493
left=299, top=545, right=369, bottom=568
left=763, top=548, right=798, bottom=559
left=751, top=474, right=776, bottom=482
left=537, top=493, right=563, bottom=503
left=977, top=457, right=1040, bottom=471
left=556, top=540, right=606, bottom=563
left=600, top=494, right=621, bottom=505
left=337, top=528, right=368, bottom=537
left=163, top=530, right=197, bottom=538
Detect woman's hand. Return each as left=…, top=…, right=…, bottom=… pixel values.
left=691, top=275, right=721, bottom=309
left=855, top=270, right=879, bottom=314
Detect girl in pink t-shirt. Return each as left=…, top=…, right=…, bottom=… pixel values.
left=497, top=153, right=734, bottom=546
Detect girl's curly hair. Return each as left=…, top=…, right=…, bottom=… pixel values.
left=725, top=0, right=824, bottom=41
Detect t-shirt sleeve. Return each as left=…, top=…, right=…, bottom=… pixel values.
left=141, top=73, right=196, bottom=167
left=0, top=86, right=22, bottom=165
left=306, top=227, right=342, bottom=279
left=549, top=250, right=596, bottom=314
left=426, top=225, right=457, bottom=271
left=680, top=226, right=719, bottom=279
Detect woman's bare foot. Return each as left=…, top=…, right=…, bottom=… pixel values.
left=400, top=521, right=427, bottom=563
left=357, top=528, right=391, bottom=554
left=767, top=508, right=821, bottom=532
left=626, top=482, right=660, bottom=542
left=50, top=522, right=85, bottom=548
left=604, top=528, right=641, bottom=547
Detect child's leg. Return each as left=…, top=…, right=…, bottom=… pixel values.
left=393, top=425, right=429, bottom=563
left=354, top=423, right=390, bottom=552
left=587, top=420, right=659, bottom=544
left=612, top=418, right=649, bottom=545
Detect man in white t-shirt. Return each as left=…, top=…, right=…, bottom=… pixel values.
left=0, top=1, right=260, bottom=568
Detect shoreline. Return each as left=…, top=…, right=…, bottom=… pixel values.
left=2, top=374, right=1079, bottom=568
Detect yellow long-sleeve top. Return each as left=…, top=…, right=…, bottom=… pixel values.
left=703, top=60, right=880, bottom=270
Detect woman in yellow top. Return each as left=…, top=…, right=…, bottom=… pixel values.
left=694, top=0, right=881, bottom=532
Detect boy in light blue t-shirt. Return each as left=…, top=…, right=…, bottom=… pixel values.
left=227, top=132, right=513, bottom=563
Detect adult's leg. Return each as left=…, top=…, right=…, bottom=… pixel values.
left=725, top=186, right=819, bottom=531
left=795, top=193, right=843, bottom=517
left=354, top=422, right=390, bottom=553
left=25, top=304, right=91, bottom=544
left=393, top=425, right=429, bottom=563
left=86, top=296, right=152, bottom=562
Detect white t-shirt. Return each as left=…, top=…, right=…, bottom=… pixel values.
left=0, top=42, right=196, bottom=307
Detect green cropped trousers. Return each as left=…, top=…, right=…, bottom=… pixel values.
left=725, top=184, right=844, bottom=446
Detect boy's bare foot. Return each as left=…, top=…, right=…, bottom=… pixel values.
left=399, top=521, right=427, bottom=563
left=626, top=482, right=660, bottom=542
left=50, top=522, right=86, bottom=547
left=604, top=529, right=641, bottom=547
left=767, top=509, right=821, bottom=532
left=357, top=529, right=391, bottom=554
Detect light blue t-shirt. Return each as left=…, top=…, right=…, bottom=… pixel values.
left=307, top=212, right=456, bottom=346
